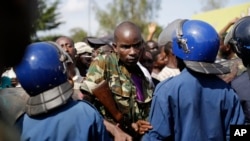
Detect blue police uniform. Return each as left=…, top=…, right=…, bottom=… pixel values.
left=16, top=100, right=112, bottom=141
left=142, top=69, right=245, bottom=141
left=231, top=71, right=250, bottom=124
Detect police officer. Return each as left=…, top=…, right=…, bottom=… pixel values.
left=225, top=16, right=250, bottom=124
left=14, top=42, right=111, bottom=141
left=142, top=19, right=245, bottom=141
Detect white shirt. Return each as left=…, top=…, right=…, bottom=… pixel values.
left=137, top=62, right=154, bottom=87
left=157, top=66, right=180, bottom=81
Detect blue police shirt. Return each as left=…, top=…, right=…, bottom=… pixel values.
left=231, top=71, right=250, bottom=124
left=16, top=100, right=112, bottom=141
left=142, top=68, right=245, bottom=141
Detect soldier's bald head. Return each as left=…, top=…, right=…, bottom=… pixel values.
left=113, top=21, right=144, bottom=67
left=114, top=21, right=142, bottom=42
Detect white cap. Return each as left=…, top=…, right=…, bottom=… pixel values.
left=74, top=42, right=93, bottom=55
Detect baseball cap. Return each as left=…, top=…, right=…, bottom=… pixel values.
left=87, top=34, right=114, bottom=48
left=74, top=42, right=93, bottom=55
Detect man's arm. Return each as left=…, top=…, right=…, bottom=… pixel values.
left=103, top=119, right=132, bottom=141
left=219, top=17, right=239, bottom=38
left=85, top=55, right=107, bottom=83
left=147, top=22, right=157, bottom=41
left=91, top=80, right=123, bottom=122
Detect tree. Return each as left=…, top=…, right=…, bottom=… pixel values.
left=33, top=0, right=63, bottom=40
left=93, top=0, right=162, bottom=39
left=36, top=0, right=63, bottom=31
left=199, top=0, right=229, bottom=12
left=39, top=34, right=63, bottom=42
left=69, top=28, right=88, bottom=43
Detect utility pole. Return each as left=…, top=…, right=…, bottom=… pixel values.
left=88, top=0, right=91, bottom=36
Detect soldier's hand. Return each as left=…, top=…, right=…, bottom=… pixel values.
left=132, top=120, right=153, bottom=134
left=113, top=123, right=132, bottom=141
left=104, top=120, right=132, bottom=141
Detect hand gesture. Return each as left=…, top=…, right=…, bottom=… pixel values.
left=241, top=7, right=250, bottom=17
left=148, top=22, right=157, bottom=34
left=131, top=120, right=153, bottom=134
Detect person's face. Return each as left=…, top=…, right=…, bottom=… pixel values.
left=155, top=53, right=166, bottom=69
left=56, top=38, right=76, bottom=60
left=147, top=41, right=158, bottom=53
left=114, top=31, right=143, bottom=66
left=159, top=46, right=167, bottom=62
left=140, top=51, right=153, bottom=73
left=78, top=52, right=93, bottom=67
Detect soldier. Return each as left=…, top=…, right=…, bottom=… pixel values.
left=83, top=21, right=154, bottom=140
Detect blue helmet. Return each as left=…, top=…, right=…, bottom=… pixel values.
left=172, top=19, right=220, bottom=62
left=158, top=19, right=184, bottom=46
left=14, top=42, right=68, bottom=96
left=172, top=19, right=229, bottom=74
left=224, top=16, right=250, bottom=67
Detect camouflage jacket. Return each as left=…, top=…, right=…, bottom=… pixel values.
left=86, top=53, right=154, bottom=123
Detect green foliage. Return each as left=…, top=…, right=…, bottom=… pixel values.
left=38, top=34, right=63, bottom=42
left=199, top=0, right=228, bottom=12
left=35, top=0, right=63, bottom=31
left=94, top=0, right=161, bottom=39
left=69, top=28, right=88, bottom=43
left=32, top=0, right=63, bottom=41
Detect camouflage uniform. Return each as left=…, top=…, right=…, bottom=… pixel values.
left=86, top=53, right=154, bottom=124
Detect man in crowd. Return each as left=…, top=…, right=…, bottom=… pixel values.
left=83, top=21, right=154, bottom=140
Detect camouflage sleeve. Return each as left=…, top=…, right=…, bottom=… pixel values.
left=86, top=54, right=107, bottom=83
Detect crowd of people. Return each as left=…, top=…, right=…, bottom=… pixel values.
left=0, top=1, right=250, bottom=141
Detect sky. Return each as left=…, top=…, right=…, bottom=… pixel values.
left=38, top=0, right=250, bottom=37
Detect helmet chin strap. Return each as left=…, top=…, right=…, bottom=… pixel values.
left=26, top=81, right=73, bottom=116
